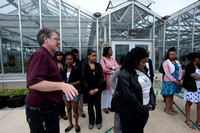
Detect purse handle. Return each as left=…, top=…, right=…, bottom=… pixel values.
left=102, top=59, right=107, bottom=80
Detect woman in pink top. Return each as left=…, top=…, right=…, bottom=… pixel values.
left=100, top=47, right=120, bottom=114
left=161, top=47, right=182, bottom=115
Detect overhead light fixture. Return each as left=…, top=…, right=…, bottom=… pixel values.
left=162, top=15, right=170, bottom=20
left=93, top=12, right=101, bottom=18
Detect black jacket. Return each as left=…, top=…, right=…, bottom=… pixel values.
left=75, top=60, right=85, bottom=94
left=61, top=66, right=80, bottom=92
left=182, top=62, right=200, bottom=92
left=115, top=69, right=156, bottom=117
left=82, top=62, right=104, bottom=93
left=144, top=59, right=154, bottom=83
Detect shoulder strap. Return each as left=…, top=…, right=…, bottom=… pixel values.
left=102, top=59, right=106, bottom=77
left=102, top=58, right=106, bottom=65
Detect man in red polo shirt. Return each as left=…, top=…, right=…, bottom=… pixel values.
left=25, top=27, right=78, bottom=133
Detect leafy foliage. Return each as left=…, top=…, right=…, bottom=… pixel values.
left=0, top=88, right=28, bottom=96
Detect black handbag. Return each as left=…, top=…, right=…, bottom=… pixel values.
left=101, top=59, right=107, bottom=91
left=159, top=62, right=165, bottom=74
left=111, top=72, right=132, bottom=112
left=101, top=80, right=107, bottom=91
left=111, top=90, right=122, bottom=113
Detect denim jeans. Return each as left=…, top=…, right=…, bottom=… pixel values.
left=26, top=104, right=60, bottom=133
left=120, top=112, right=149, bottom=133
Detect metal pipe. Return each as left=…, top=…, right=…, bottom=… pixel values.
left=18, top=0, right=24, bottom=74
left=59, top=0, right=62, bottom=52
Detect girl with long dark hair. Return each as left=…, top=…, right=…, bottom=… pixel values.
left=82, top=49, right=104, bottom=130
left=54, top=51, right=68, bottom=120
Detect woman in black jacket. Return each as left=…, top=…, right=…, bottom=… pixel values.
left=54, top=51, right=68, bottom=120
left=182, top=52, right=200, bottom=130
left=115, top=47, right=156, bottom=133
left=61, top=52, right=81, bottom=132
left=82, top=49, right=104, bottom=130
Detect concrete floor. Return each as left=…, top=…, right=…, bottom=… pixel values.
left=0, top=92, right=199, bottom=133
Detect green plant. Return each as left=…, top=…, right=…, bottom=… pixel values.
left=0, top=88, right=8, bottom=95
left=23, top=89, right=29, bottom=95
left=5, top=89, right=18, bottom=95
left=0, top=89, right=5, bottom=94
left=0, top=88, right=28, bottom=96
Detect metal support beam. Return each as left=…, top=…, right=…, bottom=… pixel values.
left=0, top=3, right=10, bottom=8
left=191, top=7, right=196, bottom=52
left=103, top=24, right=107, bottom=44
left=152, top=15, right=155, bottom=70
left=18, top=0, right=25, bottom=74
left=134, top=6, right=144, bottom=23
left=109, top=14, right=111, bottom=46
left=119, top=6, right=130, bottom=22
left=163, top=21, right=166, bottom=57
left=0, top=25, right=3, bottom=74
left=177, top=15, right=180, bottom=59
left=39, top=0, right=42, bottom=29
left=59, top=0, right=62, bottom=51
left=132, top=3, right=134, bottom=29
left=78, top=9, right=81, bottom=60
left=96, top=19, right=99, bottom=62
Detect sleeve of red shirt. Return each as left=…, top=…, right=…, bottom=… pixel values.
left=27, top=53, right=49, bottom=87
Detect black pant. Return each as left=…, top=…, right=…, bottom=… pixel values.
left=87, top=91, right=102, bottom=125
left=120, top=112, right=149, bottom=133
left=59, top=100, right=66, bottom=117
left=26, top=104, right=60, bottom=133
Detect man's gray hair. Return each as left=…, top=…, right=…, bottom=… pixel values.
left=37, top=27, right=59, bottom=46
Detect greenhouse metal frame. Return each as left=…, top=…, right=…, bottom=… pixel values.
left=0, top=0, right=199, bottom=74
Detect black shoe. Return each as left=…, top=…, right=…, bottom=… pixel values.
left=81, top=113, right=86, bottom=118
left=62, top=116, right=68, bottom=120
left=75, top=125, right=80, bottom=132
left=65, top=125, right=74, bottom=132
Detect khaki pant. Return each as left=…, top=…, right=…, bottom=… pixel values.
left=78, top=94, right=84, bottom=115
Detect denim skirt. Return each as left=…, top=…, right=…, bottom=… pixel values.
left=63, top=94, right=80, bottom=102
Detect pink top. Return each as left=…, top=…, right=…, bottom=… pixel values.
left=100, top=57, right=120, bottom=89
left=163, top=59, right=182, bottom=82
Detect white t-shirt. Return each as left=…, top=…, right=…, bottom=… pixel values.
left=145, top=61, right=150, bottom=77
left=66, top=72, right=71, bottom=83
left=136, top=69, right=151, bottom=105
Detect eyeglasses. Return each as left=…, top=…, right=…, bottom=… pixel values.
left=51, top=38, right=60, bottom=41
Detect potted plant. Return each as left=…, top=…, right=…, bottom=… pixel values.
left=7, top=95, right=26, bottom=108
left=0, top=88, right=10, bottom=109
left=0, top=88, right=29, bottom=109
left=6, top=89, right=28, bottom=108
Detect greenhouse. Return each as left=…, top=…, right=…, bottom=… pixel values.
left=0, top=0, right=200, bottom=74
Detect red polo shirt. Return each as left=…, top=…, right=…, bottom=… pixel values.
left=25, top=46, right=63, bottom=107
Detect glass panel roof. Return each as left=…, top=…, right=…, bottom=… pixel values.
left=0, top=0, right=18, bottom=14
left=21, top=0, right=39, bottom=15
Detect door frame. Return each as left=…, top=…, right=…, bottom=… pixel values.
left=111, top=40, right=153, bottom=59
